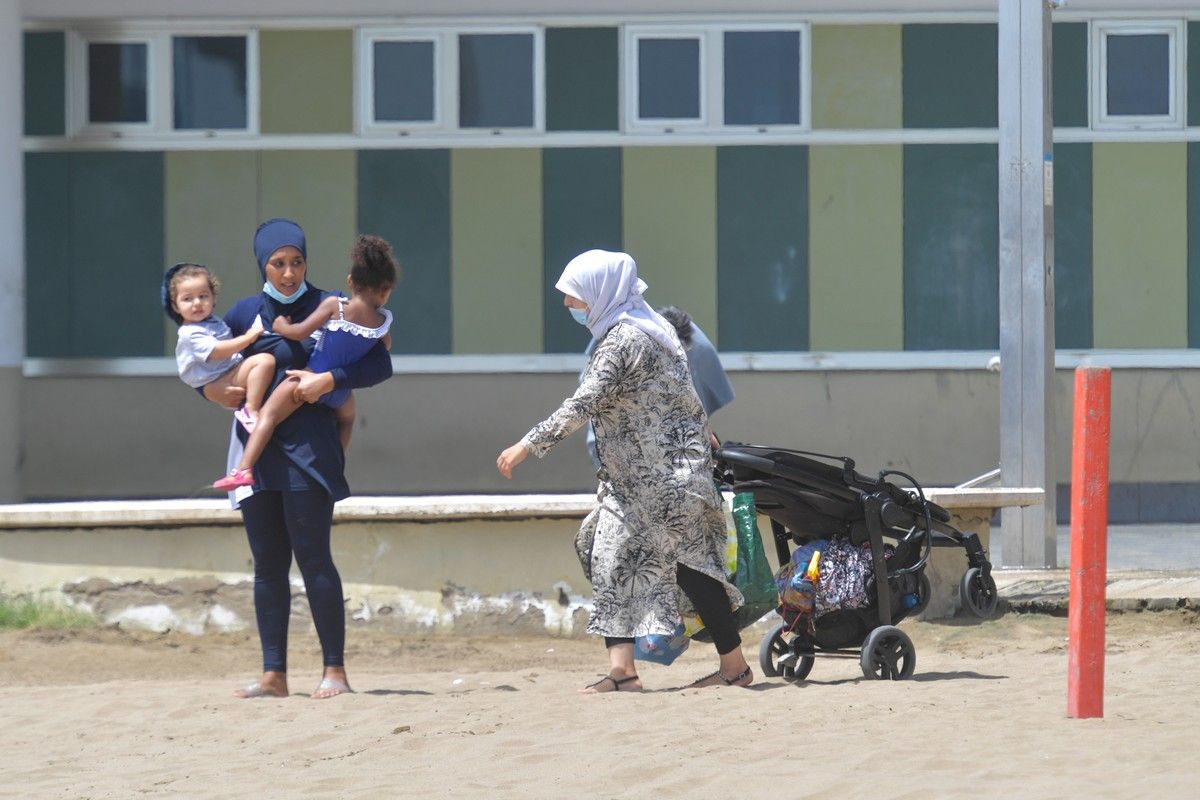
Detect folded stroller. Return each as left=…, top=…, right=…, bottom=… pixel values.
left=713, top=443, right=998, bottom=682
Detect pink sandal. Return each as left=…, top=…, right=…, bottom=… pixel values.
left=233, top=407, right=257, bottom=434
left=213, top=468, right=255, bottom=491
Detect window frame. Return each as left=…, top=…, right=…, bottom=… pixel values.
left=623, top=22, right=810, bottom=134
left=1090, top=19, right=1185, bottom=131
left=356, top=25, right=545, bottom=137
left=66, top=27, right=259, bottom=139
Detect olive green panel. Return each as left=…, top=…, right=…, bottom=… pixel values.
left=69, top=152, right=165, bottom=357
left=1189, top=143, right=1200, bottom=347
left=1189, top=23, right=1200, bottom=127
left=258, top=151, right=357, bottom=291
left=450, top=149, right=543, bottom=354
left=25, top=153, right=71, bottom=356
left=1092, top=143, right=1187, bottom=348
left=24, top=31, right=65, bottom=136
left=811, top=26, right=901, bottom=130
left=357, top=149, right=452, bottom=355
left=903, top=144, right=999, bottom=350
left=545, top=27, right=619, bottom=132
left=259, top=30, right=353, bottom=134
left=1053, top=23, right=1088, bottom=128
left=542, top=148, right=622, bottom=353
left=621, top=147, right=718, bottom=341
left=809, top=145, right=903, bottom=351
left=163, top=151, right=260, bottom=352
left=902, top=24, right=998, bottom=129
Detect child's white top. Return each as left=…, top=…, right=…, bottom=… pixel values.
left=176, top=317, right=242, bottom=389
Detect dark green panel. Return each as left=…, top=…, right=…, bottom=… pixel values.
left=25, top=153, right=71, bottom=356
left=542, top=148, right=622, bottom=353
left=68, top=152, right=164, bottom=356
left=545, top=27, right=619, bottom=131
left=717, top=145, right=808, bottom=351
left=1190, top=24, right=1200, bottom=127
left=1189, top=143, right=1200, bottom=346
left=1053, top=144, right=1092, bottom=349
left=902, top=24, right=997, bottom=128
left=357, top=149, right=451, bottom=354
left=1053, top=23, right=1088, bottom=128
left=903, top=144, right=998, bottom=350
left=24, top=32, right=65, bottom=136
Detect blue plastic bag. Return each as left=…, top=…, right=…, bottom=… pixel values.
left=633, top=622, right=691, bottom=665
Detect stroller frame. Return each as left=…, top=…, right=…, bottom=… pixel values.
left=714, top=443, right=998, bottom=681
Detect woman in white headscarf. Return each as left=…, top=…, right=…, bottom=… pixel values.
left=496, top=250, right=752, bottom=692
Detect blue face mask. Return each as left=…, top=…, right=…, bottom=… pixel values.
left=569, top=307, right=589, bottom=326
left=263, top=280, right=308, bottom=304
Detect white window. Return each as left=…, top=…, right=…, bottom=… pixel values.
left=624, top=23, right=809, bottom=133
left=68, top=28, right=258, bottom=137
left=358, top=26, right=544, bottom=135
left=1091, top=20, right=1185, bottom=130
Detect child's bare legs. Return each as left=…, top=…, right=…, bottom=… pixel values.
left=236, top=377, right=306, bottom=473
left=334, top=393, right=355, bottom=452
left=202, top=353, right=275, bottom=417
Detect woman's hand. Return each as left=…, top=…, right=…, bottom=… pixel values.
left=285, top=369, right=335, bottom=403
left=496, top=442, right=529, bottom=479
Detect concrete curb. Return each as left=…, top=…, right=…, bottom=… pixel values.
left=994, top=569, right=1200, bottom=614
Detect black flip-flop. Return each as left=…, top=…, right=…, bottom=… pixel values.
left=583, top=674, right=642, bottom=693
left=686, top=666, right=752, bottom=689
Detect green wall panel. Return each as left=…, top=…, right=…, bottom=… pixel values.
left=622, top=147, right=718, bottom=342
left=1190, top=143, right=1200, bottom=347
left=24, top=153, right=71, bottom=356
left=164, top=151, right=259, bottom=353
left=451, top=149, right=543, bottom=354
left=1053, top=23, right=1088, bottom=128
left=1053, top=144, right=1093, bottom=349
left=260, top=30, right=353, bottom=134
left=716, top=146, right=808, bottom=351
left=1190, top=23, right=1200, bottom=127
left=809, top=145, right=903, bottom=351
left=811, top=25, right=901, bottom=130
left=1093, top=143, right=1186, bottom=348
left=545, top=27, right=619, bottom=132
left=69, top=152, right=165, bottom=357
left=902, top=24, right=998, bottom=128
left=903, top=144, right=998, bottom=350
left=23, top=31, right=65, bottom=136
left=542, top=148, right=622, bottom=353
left=258, top=150, right=357, bottom=293
left=358, top=149, right=452, bottom=355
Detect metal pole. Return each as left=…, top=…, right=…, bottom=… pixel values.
left=998, top=0, right=1057, bottom=568
left=0, top=0, right=25, bottom=501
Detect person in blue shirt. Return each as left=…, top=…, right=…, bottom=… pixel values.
left=584, top=305, right=734, bottom=470
left=214, top=218, right=393, bottom=700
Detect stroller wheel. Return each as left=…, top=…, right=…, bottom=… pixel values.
left=859, top=625, right=916, bottom=680
left=960, top=567, right=999, bottom=617
left=910, top=573, right=932, bottom=616
left=760, top=623, right=815, bottom=682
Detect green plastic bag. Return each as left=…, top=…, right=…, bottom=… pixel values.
left=688, top=491, right=780, bottom=642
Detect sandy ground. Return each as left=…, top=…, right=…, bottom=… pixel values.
left=0, top=612, right=1197, bottom=800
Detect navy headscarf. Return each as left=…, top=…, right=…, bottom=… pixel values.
left=253, top=218, right=307, bottom=279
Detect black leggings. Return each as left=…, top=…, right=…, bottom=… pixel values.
left=240, top=489, right=344, bottom=673
left=605, top=563, right=742, bottom=656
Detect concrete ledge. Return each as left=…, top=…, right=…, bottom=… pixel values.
left=994, top=569, right=1200, bottom=614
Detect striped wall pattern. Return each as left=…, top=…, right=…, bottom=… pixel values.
left=21, top=23, right=1200, bottom=355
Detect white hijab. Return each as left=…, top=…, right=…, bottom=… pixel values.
left=556, top=250, right=683, bottom=356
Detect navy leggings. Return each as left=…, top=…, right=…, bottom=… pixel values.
left=240, top=489, right=344, bottom=673
left=604, top=563, right=742, bottom=656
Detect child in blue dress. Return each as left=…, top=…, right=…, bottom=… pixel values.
left=164, top=263, right=275, bottom=430
left=214, top=235, right=397, bottom=490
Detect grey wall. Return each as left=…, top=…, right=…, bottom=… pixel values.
left=21, top=368, right=1200, bottom=515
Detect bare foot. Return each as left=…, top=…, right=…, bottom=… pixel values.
left=579, top=672, right=643, bottom=694
left=684, top=666, right=753, bottom=689
left=235, top=671, right=288, bottom=698
left=311, top=667, right=352, bottom=699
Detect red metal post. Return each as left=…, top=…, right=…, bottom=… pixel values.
left=1067, top=366, right=1111, bottom=719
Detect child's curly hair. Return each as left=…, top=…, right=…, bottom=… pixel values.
left=163, top=263, right=219, bottom=325
left=350, top=235, right=400, bottom=291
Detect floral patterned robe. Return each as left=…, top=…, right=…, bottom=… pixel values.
left=522, top=323, right=743, bottom=638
